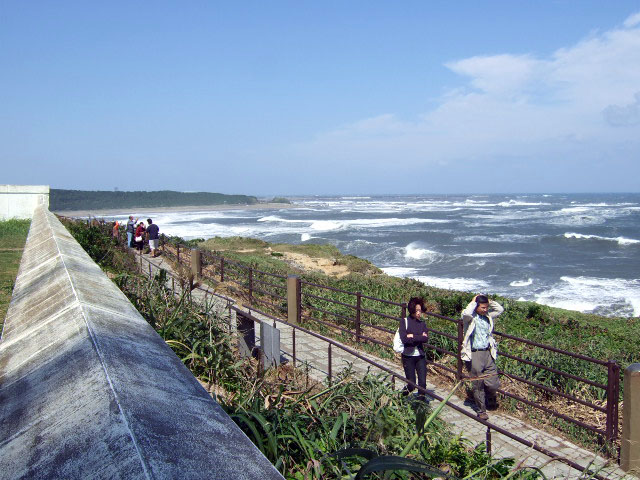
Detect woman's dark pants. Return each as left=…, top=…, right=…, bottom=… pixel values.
left=401, top=354, right=427, bottom=394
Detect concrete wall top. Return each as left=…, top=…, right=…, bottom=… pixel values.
left=0, top=184, right=50, bottom=220
left=0, top=206, right=284, bottom=480
left=0, top=185, right=50, bottom=194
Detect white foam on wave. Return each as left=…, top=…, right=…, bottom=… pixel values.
left=404, top=242, right=439, bottom=261
left=498, top=199, right=548, bottom=207
left=535, top=276, right=640, bottom=317
left=301, top=233, right=313, bottom=241
left=457, top=234, right=535, bottom=243
left=310, top=220, right=342, bottom=231
left=381, top=268, right=488, bottom=292
left=510, top=278, right=533, bottom=287
left=382, top=267, right=419, bottom=277
left=415, top=276, right=489, bottom=292
left=462, top=252, right=521, bottom=257
left=563, top=232, right=640, bottom=246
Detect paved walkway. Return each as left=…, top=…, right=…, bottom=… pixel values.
left=136, top=251, right=632, bottom=480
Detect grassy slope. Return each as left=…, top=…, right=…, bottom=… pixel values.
left=0, top=219, right=30, bottom=331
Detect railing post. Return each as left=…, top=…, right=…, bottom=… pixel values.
left=220, top=257, right=225, bottom=282
left=191, top=248, right=202, bottom=281
left=457, top=318, right=464, bottom=381
left=355, top=292, right=361, bottom=343
left=486, top=427, right=492, bottom=455
left=287, top=275, right=300, bottom=325
left=328, top=344, right=332, bottom=385
left=292, top=328, right=296, bottom=367
left=296, top=277, right=301, bottom=323
left=249, top=268, right=253, bottom=306
left=606, top=359, right=620, bottom=446
left=621, top=363, right=640, bottom=473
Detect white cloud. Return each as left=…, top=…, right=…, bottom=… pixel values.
left=624, top=11, right=640, bottom=28
left=291, top=11, right=640, bottom=189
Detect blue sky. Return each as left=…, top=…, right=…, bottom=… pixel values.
left=2, top=2, right=640, bottom=195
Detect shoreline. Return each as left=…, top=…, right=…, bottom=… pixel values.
left=53, top=202, right=299, bottom=218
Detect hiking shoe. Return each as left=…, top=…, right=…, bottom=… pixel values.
left=477, top=412, right=489, bottom=421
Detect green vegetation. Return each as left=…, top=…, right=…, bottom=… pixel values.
left=50, top=189, right=259, bottom=211
left=64, top=218, right=546, bottom=479
left=201, top=236, right=382, bottom=275
left=0, top=219, right=30, bottom=330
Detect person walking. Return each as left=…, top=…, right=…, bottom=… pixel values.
left=146, top=218, right=160, bottom=257
left=126, top=216, right=138, bottom=247
left=398, top=297, right=430, bottom=400
left=461, top=294, right=504, bottom=420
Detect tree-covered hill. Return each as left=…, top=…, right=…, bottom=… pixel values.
left=50, top=189, right=258, bottom=211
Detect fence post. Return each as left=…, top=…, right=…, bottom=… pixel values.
left=287, top=275, right=300, bottom=325
left=292, top=328, right=297, bottom=367
left=328, top=344, right=332, bottom=385
left=296, top=277, right=301, bottom=323
left=457, top=318, right=464, bottom=380
left=191, top=248, right=202, bottom=281
left=606, top=359, right=620, bottom=446
left=249, top=268, right=253, bottom=306
left=220, top=258, right=225, bottom=282
left=621, top=363, right=640, bottom=473
left=355, top=292, right=361, bottom=343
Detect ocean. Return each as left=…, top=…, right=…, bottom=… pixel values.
left=108, top=193, right=640, bottom=318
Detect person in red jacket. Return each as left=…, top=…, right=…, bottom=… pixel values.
left=134, top=221, right=146, bottom=253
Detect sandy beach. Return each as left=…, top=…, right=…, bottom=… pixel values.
left=54, top=202, right=299, bottom=218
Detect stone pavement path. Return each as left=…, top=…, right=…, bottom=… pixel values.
left=136, top=251, right=632, bottom=480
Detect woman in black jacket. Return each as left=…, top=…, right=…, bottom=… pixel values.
left=399, top=297, right=429, bottom=399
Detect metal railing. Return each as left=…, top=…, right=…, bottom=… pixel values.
left=157, top=235, right=621, bottom=453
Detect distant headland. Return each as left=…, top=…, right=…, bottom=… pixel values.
left=50, top=189, right=293, bottom=215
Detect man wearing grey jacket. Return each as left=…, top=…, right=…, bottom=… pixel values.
left=461, top=294, right=504, bottom=420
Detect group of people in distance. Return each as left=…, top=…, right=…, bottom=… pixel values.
left=398, top=294, right=503, bottom=421
left=113, top=215, right=161, bottom=257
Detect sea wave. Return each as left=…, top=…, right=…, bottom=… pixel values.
left=563, top=232, right=639, bottom=246
left=498, top=200, right=548, bottom=207
left=404, top=243, right=440, bottom=261
left=258, top=215, right=450, bottom=232
left=415, top=276, right=489, bottom=292
left=381, top=267, right=489, bottom=292
left=510, top=278, right=533, bottom=287
left=381, top=267, right=419, bottom=277
left=462, top=252, right=521, bottom=257
left=535, top=276, right=640, bottom=317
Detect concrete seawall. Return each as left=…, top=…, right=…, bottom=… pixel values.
left=0, top=206, right=284, bottom=479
